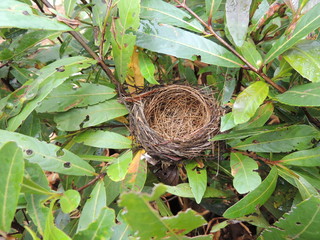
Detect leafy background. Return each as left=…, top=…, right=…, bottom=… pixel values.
left=0, top=0, right=320, bottom=239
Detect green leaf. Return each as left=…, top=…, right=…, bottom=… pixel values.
left=25, top=194, right=49, bottom=235
left=140, top=0, right=203, bottom=33
left=112, top=0, right=140, bottom=83
left=279, top=147, right=320, bottom=166
left=185, top=161, right=207, bottom=204
left=225, top=0, right=252, bottom=46
left=223, top=167, right=278, bottom=218
left=283, top=40, right=320, bottom=82
left=235, top=102, right=274, bottom=130
left=220, top=112, right=237, bottom=132
left=107, top=150, right=133, bottom=182
left=24, top=161, right=50, bottom=235
left=64, top=0, right=77, bottom=17
left=206, top=0, right=222, bottom=21
left=239, top=41, right=263, bottom=69
left=43, top=201, right=72, bottom=240
left=74, top=207, right=116, bottom=240
left=54, top=100, right=129, bottom=131
left=166, top=183, right=229, bottom=199
left=60, top=190, right=81, bottom=214
left=11, top=63, right=38, bottom=85
left=0, top=142, right=24, bottom=232
left=10, top=30, right=61, bottom=59
left=92, top=0, right=107, bottom=29
left=136, top=20, right=243, bottom=68
left=276, top=82, right=320, bottom=106
left=3, top=56, right=96, bottom=131
left=277, top=167, right=319, bottom=200
left=138, top=51, right=159, bottom=84
left=230, top=152, right=261, bottom=194
left=259, top=196, right=320, bottom=240
left=77, top=180, right=106, bottom=232
left=21, top=176, right=54, bottom=195
left=37, top=83, right=116, bottom=113
left=74, top=130, right=132, bottom=149
left=265, top=2, right=320, bottom=63
left=234, top=125, right=319, bottom=152
left=0, top=130, right=95, bottom=176
left=0, top=0, right=72, bottom=31
left=233, top=81, right=269, bottom=124
left=18, top=113, right=42, bottom=138
left=211, top=124, right=289, bottom=141
left=119, top=185, right=206, bottom=239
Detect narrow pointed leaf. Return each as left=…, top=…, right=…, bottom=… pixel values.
left=234, top=125, right=319, bottom=152
left=0, top=130, right=95, bottom=176
left=233, top=81, right=269, bottom=124
left=276, top=82, right=320, bottom=106
left=136, top=20, right=243, bottom=68
left=265, top=2, right=320, bottom=63
left=283, top=40, right=320, bottom=82
left=74, top=207, right=115, bottom=240
left=226, top=0, right=252, bottom=46
left=119, top=185, right=206, bottom=239
left=107, top=150, right=133, bottom=182
left=4, top=56, right=96, bottom=131
left=0, top=142, right=24, bottom=232
left=54, top=100, right=128, bottom=131
left=0, top=0, right=72, bottom=31
left=140, top=0, right=203, bottom=33
left=112, top=0, right=140, bottom=83
left=223, top=167, right=278, bottom=218
left=74, top=130, right=132, bottom=149
left=77, top=180, right=106, bottom=232
left=186, top=161, right=207, bottom=204
left=37, top=83, right=116, bottom=113
left=279, top=147, right=320, bottom=166
left=44, top=202, right=72, bottom=240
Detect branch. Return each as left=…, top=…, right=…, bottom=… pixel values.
left=40, top=0, right=123, bottom=95
left=173, top=0, right=286, bottom=93
left=230, top=149, right=280, bottom=165
left=76, top=173, right=106, bottom=192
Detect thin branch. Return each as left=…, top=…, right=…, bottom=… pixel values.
left=76, top=173, right=106, bottom=192
left=231, top=149, right=280, bottom=165
left=40, top=0, right=123, bottom=95
left=173, top=0, right=286, bottom=93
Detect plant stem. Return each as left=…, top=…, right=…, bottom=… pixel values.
left=173, top=0, right=286, bottom=93
left=40, top=0, right=123, bottom=95
left=76, top=173, right=106, bottom=192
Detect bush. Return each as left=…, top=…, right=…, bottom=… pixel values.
left=0, top=0, right=320, bottom=239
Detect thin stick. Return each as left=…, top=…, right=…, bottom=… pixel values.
left=40, top=0, right=123, bottom=95
left=76, top=173, right=106, bottom=192
left=173, top=0, right=286, bottom=93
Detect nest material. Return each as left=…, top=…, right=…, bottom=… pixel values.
left=129, top=85, right=223, bottom=162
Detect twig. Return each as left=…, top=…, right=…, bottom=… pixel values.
left=173, top=0, right=286, bottom=93
left=40, top=0, right=123, bottom=95
left=230, top=149, right=280, bottom=165
left=76, top=173, right=106, bottom=192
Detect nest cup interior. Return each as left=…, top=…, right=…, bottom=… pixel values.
left=144, top=87, right=211, bottom=141
left=130, top=85, right=223, bottom=162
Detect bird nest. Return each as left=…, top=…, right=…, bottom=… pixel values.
left=129, top=85, right=223, bottom=162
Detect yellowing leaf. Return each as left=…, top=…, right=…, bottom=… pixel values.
left=127, top=149, right=145, bottom=184
left=126, top=47, right=144, bottom=94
